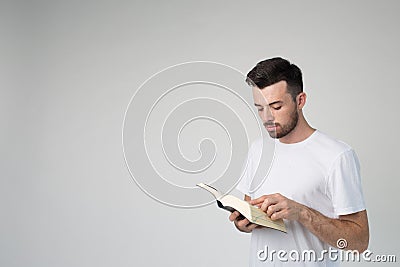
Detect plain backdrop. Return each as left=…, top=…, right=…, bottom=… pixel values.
left=1, top=1, right=399, bottom=266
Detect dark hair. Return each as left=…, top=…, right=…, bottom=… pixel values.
left=246, top=57, right=303, bottom=102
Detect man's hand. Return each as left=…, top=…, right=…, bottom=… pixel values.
left=229, top=211, right=258, bottom=233
left=228, top=194, right=259, bottom=233
left=250, top=193, right=305, bottom=221
left=250, top=193, right=369, bottom=252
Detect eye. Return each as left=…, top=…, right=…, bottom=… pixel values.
left=272, top=106, right=282, bottom=110
left=257, top=108, right=264, bottom=112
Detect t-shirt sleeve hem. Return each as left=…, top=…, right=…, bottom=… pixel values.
left=334, top=205, right=366, bottom=216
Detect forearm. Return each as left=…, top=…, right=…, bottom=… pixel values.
left=298, top=205, right=369, bottom=252
left=251, top=193, right=369, bottom=252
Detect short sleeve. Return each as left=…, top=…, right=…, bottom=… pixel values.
left=326, top=149, right=366, bottom=216
left=236, top=138, right=264, bottom=196
left=235, top=147, right=253, bottom=196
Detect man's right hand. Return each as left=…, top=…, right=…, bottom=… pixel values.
left=229, top=211, right=258, bottom=233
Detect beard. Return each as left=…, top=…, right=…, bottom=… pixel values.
left=265, top=109, right=299, bottom=139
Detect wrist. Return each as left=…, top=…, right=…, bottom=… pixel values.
left=298, top=205, right=312, bottom=226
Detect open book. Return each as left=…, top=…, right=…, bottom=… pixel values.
left=197, top=183, right=286, bottom=233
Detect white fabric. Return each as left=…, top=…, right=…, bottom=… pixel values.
left=236, top=130, right=366, bottom=266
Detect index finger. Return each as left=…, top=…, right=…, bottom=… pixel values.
left=250, top=195, right=270, bottom=205
left=250, top=194, right=279, bottom=211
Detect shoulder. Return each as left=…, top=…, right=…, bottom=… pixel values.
left=307, top=130, right=356, bottom=164
left=311, top=130, right=353, bottom=154
left=247, top=136, right=268, bottom=155
left=246, top=136, right=275, bottom=165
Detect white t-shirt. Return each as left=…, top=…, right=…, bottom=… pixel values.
left=236, top=130, right=366, bottom=266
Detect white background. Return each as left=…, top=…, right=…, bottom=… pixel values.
left=1, top=1, right=399, bottom=266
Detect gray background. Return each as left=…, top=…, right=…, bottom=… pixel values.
left=1, top=0, right=399, bottom=266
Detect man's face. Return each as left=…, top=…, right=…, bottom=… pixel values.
left=252, top=81, right=298, bottom=139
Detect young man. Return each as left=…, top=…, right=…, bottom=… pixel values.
left=229, top=58, right=369, bottom=266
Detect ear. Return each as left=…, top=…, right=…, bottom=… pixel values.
left=296, top=92, right=307, bottom=109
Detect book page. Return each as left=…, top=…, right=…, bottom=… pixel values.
left=249, top=205, right=286, bottom=232
left=220, top=195, right=252, bottom=219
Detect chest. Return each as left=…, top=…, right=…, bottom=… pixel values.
left=251, top=149, right=329, bottom=204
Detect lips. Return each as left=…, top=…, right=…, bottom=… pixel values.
left=264, top=123, right=277, bottom=131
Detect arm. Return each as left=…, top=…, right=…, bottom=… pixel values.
left=251, top=194, right=369, bottom=252
left=228, top=194, right=259, bottom=233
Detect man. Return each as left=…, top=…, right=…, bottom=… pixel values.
left=229, top=58, right=369, bottom=266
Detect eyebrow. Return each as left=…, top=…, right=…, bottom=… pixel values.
left=254, top=100, right=283, bottom=107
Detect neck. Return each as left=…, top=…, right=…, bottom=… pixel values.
left=278, top=113, right=315, bottom=144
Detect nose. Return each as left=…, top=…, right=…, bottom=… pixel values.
left=260, top=107, right=274, bottom=123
